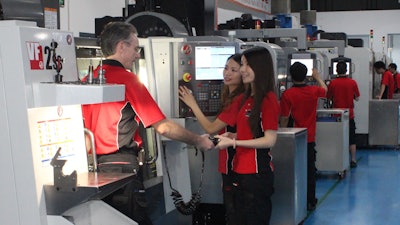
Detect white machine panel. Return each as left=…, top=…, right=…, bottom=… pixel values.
left=0, top=20, right=125, bottom=225
left=28, top=105, right=88, bottom=189
left=137, top=37, right=194, bottom=214
left=345, top=47, right=374, bottom=134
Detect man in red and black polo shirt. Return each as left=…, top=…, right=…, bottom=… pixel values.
left=82, top=22, right=214, bottom=225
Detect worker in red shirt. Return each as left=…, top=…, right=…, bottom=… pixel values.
left=327, top=61, right=360, bottom=168
left=82, top=22, right=214, bottom=225
left=374, top=61, right=394, bottom=99
left=280, top=62, right=327, bottom=211
left=388, top=63, right=399, bottom=93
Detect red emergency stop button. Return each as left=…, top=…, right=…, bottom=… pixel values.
left=181, top=45, right=192, bottom=55
left=183, top=72, right=192, bottom=82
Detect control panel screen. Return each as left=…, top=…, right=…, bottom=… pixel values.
left=331, top=57, right=352, bottom=76
left=288, top=52, right=317, bottom=78
left=332, top=62, right=350, bottom=75
left=195, top=46, right=236, bottom=80
left=290, top=58, right=314, bottom=76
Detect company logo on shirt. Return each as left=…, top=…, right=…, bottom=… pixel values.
left=245, top=109, right=251, bottom=117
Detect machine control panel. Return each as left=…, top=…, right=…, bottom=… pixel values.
left=330, top=56, right=352, bottom=78
left=286, top=52, right=318, bottom=87
left=175, top=42, right=237, bottom=118
left=288, top=52, right=317, bottom=78
left=179, top=80, right=223, bottom=117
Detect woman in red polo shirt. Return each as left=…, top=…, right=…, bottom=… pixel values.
left=179, top=53, right=244, bottom=225
left=216, top=46, right=280, bottom=225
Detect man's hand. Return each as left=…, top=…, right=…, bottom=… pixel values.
left=196, top=134, right=216, bottom=151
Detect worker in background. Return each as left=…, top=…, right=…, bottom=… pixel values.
left=373, top=61, right=394, bottom=99
left=82, top=22, right=214, bottom=225
left=327, top=61, right=360, bottom=168
left=280, top=62, right=327, bottom=211
left=388, top=63, right=399, bottom=93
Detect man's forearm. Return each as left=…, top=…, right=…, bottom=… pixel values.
left=153, top=119, right=201, bottom=146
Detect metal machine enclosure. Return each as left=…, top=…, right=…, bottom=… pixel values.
left=286, top=51, right=328, bottom=108
left=0, top=0, right=60, bottom=29
left=238, top=41, right=287, bottom=97
left=308, top=44, right=373, bottom=140
left=345, top=47, right=373, bottom=138
left=0, top=20, right=131, bottom=225
left=316, top=109, right=350, bottom=174
left=369, top=99, right=400, bottom=145
left=172, top=38, right=240, bottom=207
left=136, top=37, right=195, bottom=219
left=288, top=52, right=317, bottom=78
left=173, top=40, right=238, bottom=118
left=271, top=128, right=308, bottom=225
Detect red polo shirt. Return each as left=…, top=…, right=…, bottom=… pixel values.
left=381, top=70, right=395, bottom=99
left=280, top=84, right=326, bottom=143
left=219, top=92, right=280, bottom=174
left=82, top=60, right=166, bottom=155
left=327, top=76, right=360, bottom=119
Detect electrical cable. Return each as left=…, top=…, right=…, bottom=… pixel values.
left=162, top=142, right=204, bottom=215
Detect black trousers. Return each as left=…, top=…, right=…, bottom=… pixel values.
left=307, top=142, right=317, bottom=208
left=233, top=171, right=274, bottom=225
left=98, top=151, right=153, bottom=225
left=222, top=173, right=238, bottom=225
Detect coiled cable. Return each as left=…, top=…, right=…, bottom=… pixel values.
left=162, top=142, right=204, bottom=215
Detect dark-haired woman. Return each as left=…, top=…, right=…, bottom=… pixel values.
left=216, top=47, right=280, bottom=225
left=179, top=53, right=245, bottom=225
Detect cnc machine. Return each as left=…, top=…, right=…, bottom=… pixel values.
left=0, top=20, right=142, bottom=225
